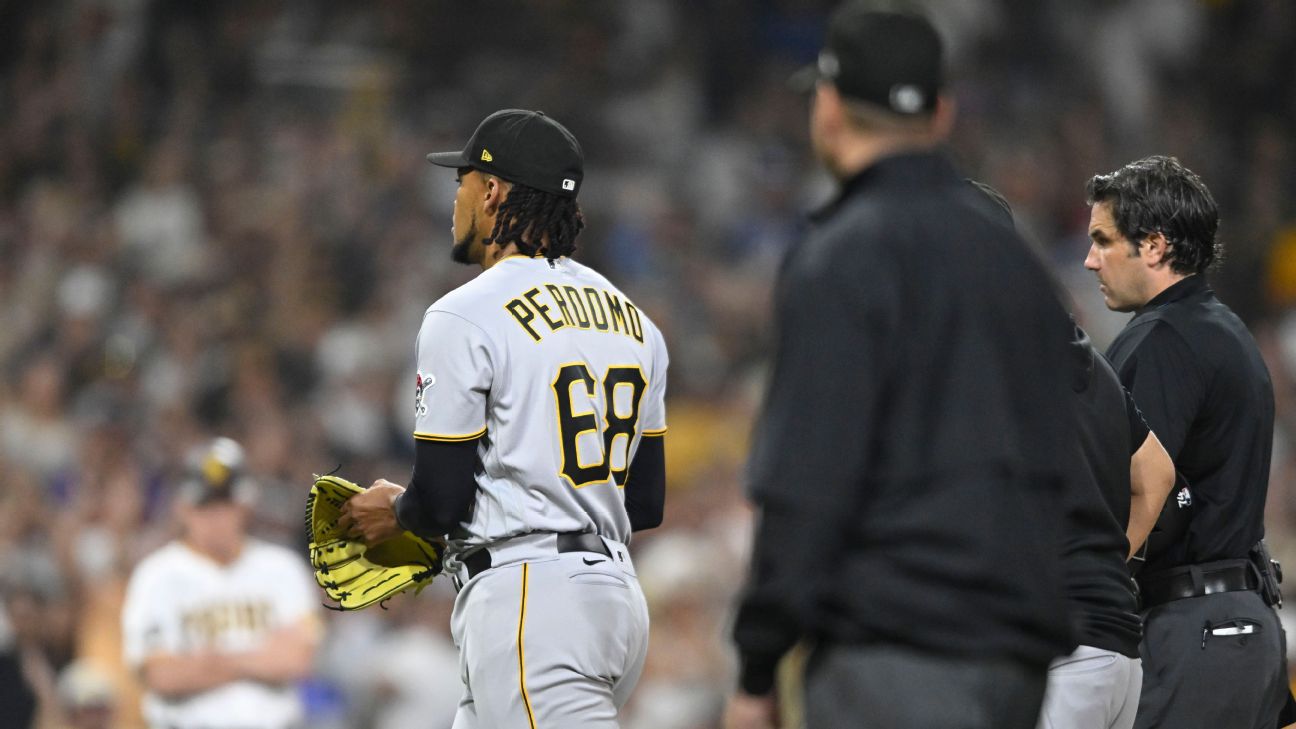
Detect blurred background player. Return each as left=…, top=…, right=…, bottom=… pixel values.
left=120, top=438, right=319, bottom=729
left=1085, top=156, right=1294, bottom=728
left=726, top=3, right=1078, bottom=727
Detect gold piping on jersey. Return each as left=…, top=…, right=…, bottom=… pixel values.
left=412, top=426, right=487, bottom=443
left=641, top=427, right=668, bottom=437
left=504, top=284, right=646, bottom=344
left=517, top=563, right=537, bottom=729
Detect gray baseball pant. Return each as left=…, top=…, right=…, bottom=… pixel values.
left=1036, top=645, right=1141, bottom=729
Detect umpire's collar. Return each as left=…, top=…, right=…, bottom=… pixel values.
left=810, top=148, right=958, bottom=222
left=1138, top=274, right=1211, bottom=315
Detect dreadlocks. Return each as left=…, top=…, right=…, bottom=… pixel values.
left=484, top=183, right=585, bottom=263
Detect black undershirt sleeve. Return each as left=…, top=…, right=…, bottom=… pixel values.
left=393, top=437, right=481, bottom=540
left=625, top=435, right=666, bottom=531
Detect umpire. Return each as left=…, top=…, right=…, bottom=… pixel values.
left=1038, top=321, right=1176, bottom=729
left=977, top=182, right=1178, bottom=729
left=1084, top=155, right=1293, bottom=728
left=724, top=3, right=1077, bottom=728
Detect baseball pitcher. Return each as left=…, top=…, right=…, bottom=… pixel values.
left=340, top=109, right=669, bottom=729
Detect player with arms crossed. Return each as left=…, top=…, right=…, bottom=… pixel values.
left=121, top=438, right=319, bottom=729
left=341, top=109, right=669, bottom=729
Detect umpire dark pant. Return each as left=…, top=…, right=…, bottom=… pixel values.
left=1134, top=590, right=1287, bottom=729
left=804, top=643, right=1047, bottom=729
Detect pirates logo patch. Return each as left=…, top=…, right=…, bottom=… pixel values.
left=415, top=372, right=434, bottom=417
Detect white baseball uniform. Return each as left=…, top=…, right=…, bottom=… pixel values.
left=411, top=254, right=667, bottom=728
left=122, top=539, right=316, bottom=729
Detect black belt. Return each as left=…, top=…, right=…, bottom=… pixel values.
left=462, top=532, right=610, bottom=580
left=1139, top=559, right=1259, bottom=609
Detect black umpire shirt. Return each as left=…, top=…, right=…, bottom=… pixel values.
left=732, top=151, right=1076, bottom=695
left=1064, top=326, right=1147, bottom=658
left=1106, top=275, right=1274, bottom=572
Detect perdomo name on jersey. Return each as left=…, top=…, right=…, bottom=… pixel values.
left=504, top=283, right=645, bottom=344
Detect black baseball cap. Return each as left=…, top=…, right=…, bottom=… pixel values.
left=427, top=109, right=584, bottom=198
left=792, top=0, right=944, bottom=116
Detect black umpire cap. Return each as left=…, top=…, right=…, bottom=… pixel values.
left=793, top=0, right=944, bottom=116
left=427, top=109, right=584, bottom=199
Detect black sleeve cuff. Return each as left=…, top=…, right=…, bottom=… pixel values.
left=392, top=491, right=414, bottom=533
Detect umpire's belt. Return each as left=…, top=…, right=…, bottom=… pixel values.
left=462, top=532, right=611, bottom=581
left=1139, top=559, right=1259, bottom=609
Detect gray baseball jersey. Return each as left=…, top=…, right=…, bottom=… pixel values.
left=412, top=254, right=668, bottom=551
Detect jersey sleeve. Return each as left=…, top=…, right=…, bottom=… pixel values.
left=1115, top=321, right=1206, bottom=461
left=640, top=326, right=669, bottom=437
left=413, top=310, right=495, bottom=442
left=121, top=561, right=179, bottom=668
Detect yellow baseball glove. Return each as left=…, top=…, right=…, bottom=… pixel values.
left=305, top=474, right=441, bottom=610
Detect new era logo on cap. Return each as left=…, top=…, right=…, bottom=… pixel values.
left=562, top=178, right=576, bottom=191
left=481, top=149, right=493, bottom=162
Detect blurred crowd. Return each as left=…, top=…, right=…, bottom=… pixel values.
left=0, top=1, right=1293, bottom=728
